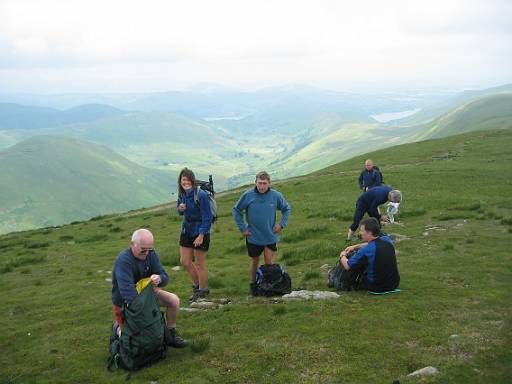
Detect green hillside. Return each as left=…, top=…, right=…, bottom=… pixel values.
left=1, top=129, right=510, bottom=383
left=396, top=83, right=512, bottom=125
left=410, top=94, right=512, bottom=140
left=271, top=93, right=512, bottom=178
left=0, top=135, right=177, bottom=234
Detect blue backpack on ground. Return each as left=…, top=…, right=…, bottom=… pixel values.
left=254, top=264, right=292, bottom=296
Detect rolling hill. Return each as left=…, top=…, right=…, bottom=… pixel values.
left=0, top=135, right=177, bottom=234
left=0, top=103, right=125, bottom=130
left=0, top=128, right=510, bottom=383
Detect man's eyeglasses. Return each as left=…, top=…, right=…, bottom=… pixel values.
left=139, top=246, right=153, bottom=253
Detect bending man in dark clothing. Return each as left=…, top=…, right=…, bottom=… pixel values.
left=340, top=218, right=400, bottom=293
left=347, top=185, right=401, bottom=241
left=112, top=228, right=187, bottom=348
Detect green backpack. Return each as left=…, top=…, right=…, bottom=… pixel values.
left=108, top=283, right=169, bottom=371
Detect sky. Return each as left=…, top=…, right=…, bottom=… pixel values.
left=0, top=0, right=511, bottom=93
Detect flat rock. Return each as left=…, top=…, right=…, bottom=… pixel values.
left=180, top=307, right=202, bottom=312
left=189, top=301, right=222, bottom=309
left=282, top=290, right=340, bottom=301
left=320, top=264, right=331, bottom=270
left=407, top=366, right=439, bottom=377
left=171, top=266, right=181, bottom=271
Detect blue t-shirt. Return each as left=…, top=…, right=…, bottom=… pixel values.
left=111, top=248, right=169, bottom=306
left=232, top=187, right=291, bottom=246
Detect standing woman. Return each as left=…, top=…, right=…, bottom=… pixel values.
left=177, top=168, right=213, bottom=302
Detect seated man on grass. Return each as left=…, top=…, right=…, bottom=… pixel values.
left=111, top=228, right=187, bottom=348
left=340, top=218, right=400, bottom=293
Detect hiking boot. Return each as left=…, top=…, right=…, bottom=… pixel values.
left=167, top=327, right=188, bottom=348
left=189, top=288, right=210, bottom=303
left=250, top=282, right=258, bottom=296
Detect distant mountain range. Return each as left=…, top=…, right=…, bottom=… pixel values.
left=0, top=103, right=124, bottom=130
left=0, top=84, right=510, bottom=234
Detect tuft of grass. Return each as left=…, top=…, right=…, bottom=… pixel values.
left=77, top=234, right=108, bottom=243
left=190, top=337, right=211, bottom=354
left=399, top=208, right=427, bottom=218
left=303, top=271, right=321, bottom=281
left=59, top=235, right=74, bottom=241
left=282, top=225, right=329, bottom=244
left=272, top=306, right=287, bottom=316
left=500, top=218, right=512, bottom=225
left=208, top=276, right=225, bottom=289
left=226, top=243, right=247, bottom=255
left=24, top=241, right=51, bottom=249
left=447, top=202, right=481, bottom=211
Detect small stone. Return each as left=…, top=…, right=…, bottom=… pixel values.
left=215, top=298, right=231, bottom=305
left=171, top=266, right=181, bottom=271
left=106, top=271, right=111, bottom=274
left=320, top=264, right=330, bottom=270
left=105, top=278, right=112, bottom=282
left=407, top=366, right=439, bottom=377
left=423, top=232, right=429, bottom=236
left=449, top=334, right=459, bottom=339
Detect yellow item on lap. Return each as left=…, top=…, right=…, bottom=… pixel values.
left=135, top=277, right=153, bottom=294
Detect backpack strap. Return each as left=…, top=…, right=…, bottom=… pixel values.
left=194, top=186, right=200, bottom=207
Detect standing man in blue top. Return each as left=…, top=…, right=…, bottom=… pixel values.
left=347, top=186, right=402, bottom=241
left=112, top=228, right=187, bottom=348
left=232, top=171, right=291, bottom=294
left=177, top=168, right=213, bottom=303
left=340, top=218, right=400, bottom=293
left=358, top=159, right=382, bottom=191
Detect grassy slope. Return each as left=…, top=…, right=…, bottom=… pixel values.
left=0, top=129, right=511, bottom=383
left=0, top=135, right=177, bottom=234
left=273, top=93, right=512, bottom=178
left=410, top=94, right=512, bottom=141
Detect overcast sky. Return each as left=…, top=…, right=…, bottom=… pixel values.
left=0, top=0, right=511, bottom=93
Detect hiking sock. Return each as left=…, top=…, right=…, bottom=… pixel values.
left=347, top=229, right=354, bottom=241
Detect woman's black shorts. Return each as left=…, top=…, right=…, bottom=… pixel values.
left=180, top=233, right=210, bottom=251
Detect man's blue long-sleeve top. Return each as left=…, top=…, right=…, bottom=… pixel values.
left=176, top=187, right=213, bottom=236
left=111, top=248, right=169, bottom=306
left=357, top=185, right=392, bottom=220
left=358, top=169, right=382, bottom=190
left=232, top=187, right=291, bottom=245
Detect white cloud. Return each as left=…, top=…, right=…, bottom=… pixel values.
left=0, top=0, right=510, bottom=92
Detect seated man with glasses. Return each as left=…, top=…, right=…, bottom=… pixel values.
left=111, top=228, right=187, bottom=348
